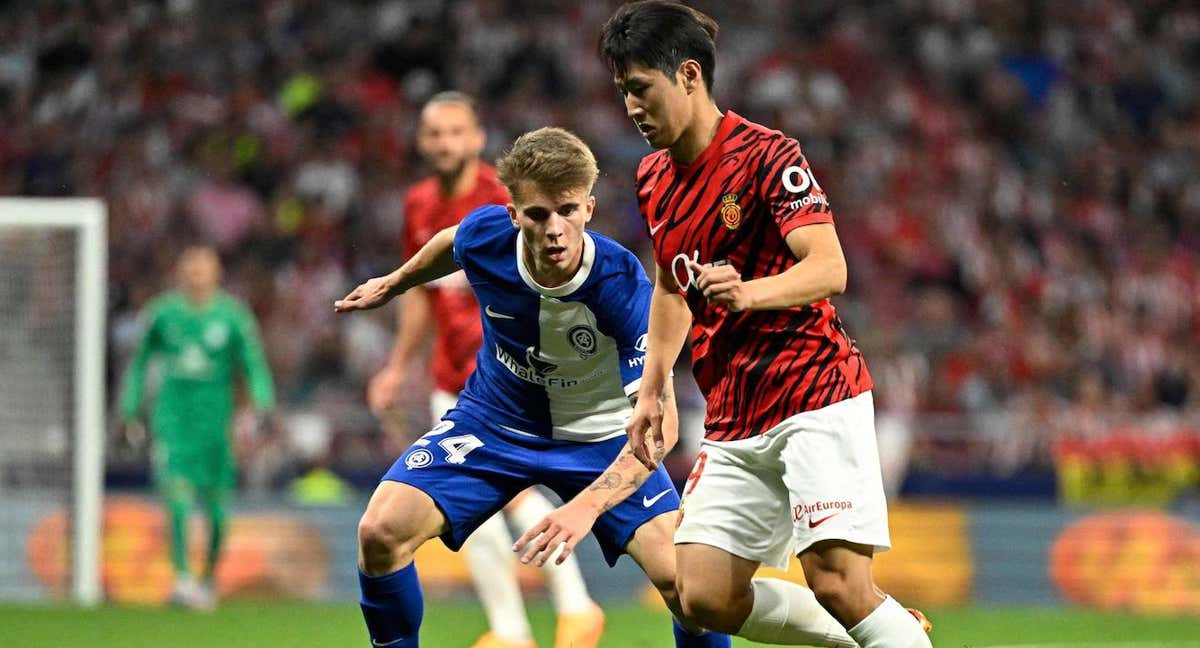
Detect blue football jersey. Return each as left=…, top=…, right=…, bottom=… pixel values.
left=451, top=204, right=650, bottom=442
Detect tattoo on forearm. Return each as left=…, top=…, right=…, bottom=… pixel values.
left=588, top=472, right=622, bottom=492
left=587, top=451, right=659, bottom=512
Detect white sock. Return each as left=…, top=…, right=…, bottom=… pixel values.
left=848, top=596, right=932, bottom=648
left=464, top=513, right=534, bottom=641
left=737, top=578, right=858, bottom=647
left=508, top=490, right=595, bottom=614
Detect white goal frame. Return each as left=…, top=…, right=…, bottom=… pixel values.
left=0, top=198, right=106, bottom=605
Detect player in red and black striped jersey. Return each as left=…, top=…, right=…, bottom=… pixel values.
left=601, top=3, right=934, bottom=648
left=635, top=112, right=873, bottom=443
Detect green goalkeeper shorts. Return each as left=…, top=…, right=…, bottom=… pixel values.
left=152, top=442, right=235, bottom=493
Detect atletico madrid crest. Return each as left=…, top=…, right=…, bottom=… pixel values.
left=720, top=193, right=742, bottom=229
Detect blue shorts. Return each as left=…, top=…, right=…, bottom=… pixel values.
left=382, top=408, right=679, bottom=566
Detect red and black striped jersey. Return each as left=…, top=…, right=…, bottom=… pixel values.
left=636, top=111, right=872, bottom=442
left=404, top=163, right=511, bottom=393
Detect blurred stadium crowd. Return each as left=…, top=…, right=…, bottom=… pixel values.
left=2, top=0, right=1197, bottom=493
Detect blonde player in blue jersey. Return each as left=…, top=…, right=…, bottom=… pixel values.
left=371, top=92, right=602, bottom=648
left=336, top=127, right=730, bottom=648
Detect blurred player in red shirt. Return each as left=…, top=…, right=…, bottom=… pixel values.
left=600, top=3, right=933, bottom=647
left=369, top=92, right=602, bottom=648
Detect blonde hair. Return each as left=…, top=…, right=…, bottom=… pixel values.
left=496, top=127, right=599, bottom=202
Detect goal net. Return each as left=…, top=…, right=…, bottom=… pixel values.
left=0, top=199, right=106, bottom=604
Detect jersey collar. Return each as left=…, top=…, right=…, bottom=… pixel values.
left=672, top=110, right=741, bottom=171
left=515, top=230, right=596, bottom=297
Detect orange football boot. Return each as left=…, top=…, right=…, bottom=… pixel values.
left=907, top=607, right=933, bottom=633
left=469, top=632, right=537, bottom=648
left=553, top=602, right=605, bottom=648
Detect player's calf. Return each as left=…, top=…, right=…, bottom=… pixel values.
left=799, top=542, right=932, bottom=647
left=804, top=567, right=880, bottom=628
left=676, top=544, right=857, bottom=647
left=798, top=540, right=882, bottom=627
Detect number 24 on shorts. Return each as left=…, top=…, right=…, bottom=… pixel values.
left=413, top=421, right=483, bottom=465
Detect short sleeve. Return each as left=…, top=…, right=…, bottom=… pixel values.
left=452, top=204, right=506, bottom=272
left=756, top=137, right=835, bottom=238
left=592, top=253, right=652, bottom=395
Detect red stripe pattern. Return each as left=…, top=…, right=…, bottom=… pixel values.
left=637, top=112, right=872, bottom=441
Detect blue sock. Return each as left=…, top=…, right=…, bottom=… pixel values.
left=673, top=618, right=732, bottom=648
left=359, top=563, right=423, bottom=647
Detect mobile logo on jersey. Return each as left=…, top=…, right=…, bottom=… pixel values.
left=719, top=194, right=742, bottom=230
left=781, top=165, right=829, bottom=211
left=670, top=251, right=730, bottom=293
left=567, top=325, right=598, bottom=358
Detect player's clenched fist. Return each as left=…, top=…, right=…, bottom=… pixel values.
left=687, top=259, right=753, bottom=311
left=334, top=275, right=399, bottom=312
left=626, top=395, right=664, bottom=471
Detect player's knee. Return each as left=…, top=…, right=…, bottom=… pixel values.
left=650, top=573, right=682, bottom=615
left=678, top=584, right=746, bottom=634
left=357, top=512, right=419, bottom=575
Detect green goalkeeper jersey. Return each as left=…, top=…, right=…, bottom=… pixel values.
left=120, top=290, right=274, bottom=449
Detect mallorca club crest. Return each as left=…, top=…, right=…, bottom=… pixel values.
left=719, top=194, right=742, bottom=229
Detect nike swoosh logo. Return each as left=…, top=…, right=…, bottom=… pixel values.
left=485, top=305, right=515, bottom=319
left=648, top=219, right=668, bottom=235
left=372, top=638, right=405, bottom=647
left=643, top=488, right=672, bottom=508
left=808, top=513, right=839, bottom=529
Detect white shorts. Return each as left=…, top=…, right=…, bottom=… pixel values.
left=429, top=389, right=459, bottom=422
left=674, top=391, right=891, bottom=569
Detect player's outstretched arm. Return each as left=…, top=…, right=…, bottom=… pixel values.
left=334, top=225, right=460, bottom=312
left=513, top=386, right=680, bottom=568
left=627, top=264, right=691, bottom=470
left=367, top=286, right=431, bottom=413
left=690, top=223, right=847, bottom=311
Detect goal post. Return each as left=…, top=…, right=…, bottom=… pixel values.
left=0, top=198, right=107, bottom=605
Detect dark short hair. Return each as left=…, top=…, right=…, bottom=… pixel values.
left=424, top=90, right=478, bottom=113
left=420, top=90, right=481, bottom=130
left=598, top=1, right=719, bottom=91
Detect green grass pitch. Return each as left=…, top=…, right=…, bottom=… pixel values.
left=3, top=601, right=1199, bottom=647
